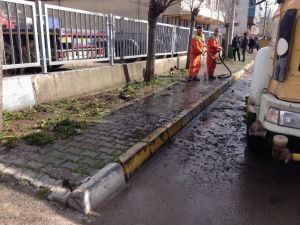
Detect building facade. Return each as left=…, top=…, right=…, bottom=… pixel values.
left=247, top=0, right=261, bottom=34
left=232, top=0, right=261, bottom=35
left=161, top=0, right=224, bottom=30
left=234, top=0, right=249, bottom=35
left=35, top=0, right=224, bottom=30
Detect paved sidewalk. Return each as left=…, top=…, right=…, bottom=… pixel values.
left=0, top=58, right=253, bottom=201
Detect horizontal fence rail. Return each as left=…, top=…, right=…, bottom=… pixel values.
left=1, top=0, right=222, bottom=72
left=1, top=0, right=40, bottom=70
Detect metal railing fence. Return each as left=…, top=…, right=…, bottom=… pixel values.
left=113, top=16, right=148, bottom=60
left=175, top=26, right=190, bottom=54
left=1, top=0, right=40, bottom=70
left=156, top=22, right=174, bottom=56
left=44, top=4, right=110, bottom=66
left=1, top=0, right=222, bottom=73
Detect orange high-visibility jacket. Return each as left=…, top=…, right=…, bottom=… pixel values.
left=191, top=34, right=206, bottom=56
left=207, top=36, right=220, bottom=57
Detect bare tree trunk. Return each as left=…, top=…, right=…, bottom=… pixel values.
left=145, top=17, right=158, bottom=82
left=186, top=11, right=197, bottom=69
left=228, top=0, right=236, bottom=47
left=224, top=23, right=230, bottom=58
left=0, top=20, right=3, bottom=131
left=144, top=0, right=182, bottom=81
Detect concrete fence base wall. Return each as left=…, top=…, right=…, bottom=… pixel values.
left=3, top=76, right=36, bottom=111
left=3, top=56, right=187, bottom=111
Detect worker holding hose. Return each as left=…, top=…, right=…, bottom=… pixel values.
left=206, top=28, right=222, bottom=80
left=188, top=25, right=206, bottom=81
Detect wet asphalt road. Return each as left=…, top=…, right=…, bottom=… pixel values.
left=90, top=73, right=300, bottom=225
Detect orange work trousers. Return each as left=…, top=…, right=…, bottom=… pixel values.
left=189, top=54, right=201, bottom=77
left=206, top=54, right=217, bottom=76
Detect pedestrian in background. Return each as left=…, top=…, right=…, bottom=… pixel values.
left=232, top=34, right=240, bottom=61
left=248, top=37, right=255, bottom=53
left=241, top=32, right=248, bottom=62
left=254, top=36, right=260, bottom=51
left=188, top=25, right=206, bottom=81
left=206, top=28, right=222, bottom=80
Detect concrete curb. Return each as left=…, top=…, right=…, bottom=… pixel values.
left=68, top=163, right=126, bottom=214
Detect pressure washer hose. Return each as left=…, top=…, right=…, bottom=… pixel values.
left=205, top=51, right=232, bottom=79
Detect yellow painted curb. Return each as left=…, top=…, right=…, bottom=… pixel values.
left=118, top=142, right=151, bottom=179
left=165, top=118, right=183, bottom=138
left=143, top=127, right=169, bottom=154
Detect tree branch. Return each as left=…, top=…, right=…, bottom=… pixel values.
left=256, top=0, right=266, bottom=5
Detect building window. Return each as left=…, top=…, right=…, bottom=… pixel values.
left=248, top=0, right=256, bottom=17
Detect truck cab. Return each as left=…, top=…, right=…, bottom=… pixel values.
left=246, top=0, right=300, bottom=162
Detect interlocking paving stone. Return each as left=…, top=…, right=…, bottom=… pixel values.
left=44, top=157, right=66, bottom=167
left=97, top=153, right=115, bottom=162
left=65, top=154, right=82, bottom=162
left=81, top=150, right=99, bottom=158
left=79, top=158, right=100, bottom=167
left=61, top=161, right=81, bottom=171
left=48, top=150, right=66, bottom=159
left=65, top=147, right=83, bottom=155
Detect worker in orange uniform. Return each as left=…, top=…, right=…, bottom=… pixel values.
left=206, top=28, right=222, bottom=80
left=188, top=25, right=206, bottom=81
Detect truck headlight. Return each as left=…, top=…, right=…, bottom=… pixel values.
left=266, top=108, right=300, bottom=129
left=279, top=111, right=300, bottom=129
left=266, top=108, right=279, bottom=124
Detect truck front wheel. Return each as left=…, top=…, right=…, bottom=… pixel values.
left=246, top=112, right=273, bottom=156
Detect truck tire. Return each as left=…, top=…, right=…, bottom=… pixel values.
left=246, top=111, right=273, bottom=156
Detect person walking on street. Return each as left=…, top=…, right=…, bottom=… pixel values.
left=241, top=32, right=248, bottom=62
left=232, top=34, right=240, bottom=61
left=248, top=37, right=255, bottom=53
left=188, top=25, right=206, bottom=81
left=206, top=28, right=222, bottom=80
left=254, top=36, right=260, bottom=51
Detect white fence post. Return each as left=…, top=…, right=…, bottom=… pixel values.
left=171, top=25, right=176, bottom=57
left=108, top=13, right=114, bottom=66
left=36, top=0, right=47, bottom=73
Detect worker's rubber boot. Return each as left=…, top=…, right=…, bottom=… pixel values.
left=208, top=76, right=216, bottom=80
